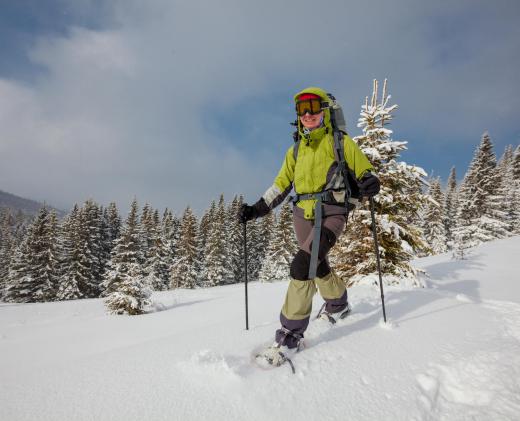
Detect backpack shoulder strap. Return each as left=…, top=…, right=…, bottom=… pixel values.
left=333, top=129, right=353, bottom=199
left=293, top=137, right=301, bottom=162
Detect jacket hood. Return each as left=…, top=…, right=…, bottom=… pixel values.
left=293, top=86, right=330, bottom=103
left=294, top=87, right=332, bottom=138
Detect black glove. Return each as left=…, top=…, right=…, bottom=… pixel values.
left=239, top=203, right=258, bottom=223
left=358, top=173, right=380, bottom=197
left=239, top=199, right=270, bottom=223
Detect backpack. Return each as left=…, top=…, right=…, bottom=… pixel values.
left=291, top=93, right=361, bottom=204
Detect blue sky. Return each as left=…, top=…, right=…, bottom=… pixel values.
left=0, top=0, right=519, bottom=214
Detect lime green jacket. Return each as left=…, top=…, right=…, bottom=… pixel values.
left=262, top=87, right=374, bottom=220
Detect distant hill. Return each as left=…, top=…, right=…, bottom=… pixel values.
left=0, top=189, right=65, bottom=218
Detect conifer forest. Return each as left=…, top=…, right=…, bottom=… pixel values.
left=1, top=80, right=519, bottom=314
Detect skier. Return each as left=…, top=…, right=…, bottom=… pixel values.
left=240, top=87, right=380, bottom=366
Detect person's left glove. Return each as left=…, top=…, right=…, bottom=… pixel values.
left=358, top=172, right=380, bottom=197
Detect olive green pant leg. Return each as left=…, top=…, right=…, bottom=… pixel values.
left=281, top=278, right=317, bottom=321
left=276, top=278, right=316, bottom=347
left=315, top=271, right=348, bottom=313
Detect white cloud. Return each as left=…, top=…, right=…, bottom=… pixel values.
left=0, top=0, right=518, bottom=213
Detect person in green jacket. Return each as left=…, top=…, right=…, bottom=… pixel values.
left=240, top=87, right=380, bottom=366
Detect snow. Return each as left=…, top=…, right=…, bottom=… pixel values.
left=2, top=236, right=520, bottom=421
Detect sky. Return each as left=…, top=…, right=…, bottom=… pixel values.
left=0, top=0, right=519, bottom=215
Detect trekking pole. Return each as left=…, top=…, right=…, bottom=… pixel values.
left=243, top=221, right=249, bottom=330
left=369, top=196, right=387, bottom=323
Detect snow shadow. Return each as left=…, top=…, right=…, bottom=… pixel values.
left=307, top=282, right=479, bottom=349
left=419, top=253, right=485, bottom=284
left=418, top=253, right=485, bottom=302
left=148, top=299, right=214, bottom=313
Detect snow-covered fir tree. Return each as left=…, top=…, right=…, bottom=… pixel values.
left=452, top=227, right=472, bottom=260
left=57, top=205, right=84, bottom=300
left=161, top=209, right=178, bottom=280
left=244, top=218, right=261, bottom=281
left=3, top=233, right=32, bottom=302
left=4, top=206, right=60, bottom=302
left=12, top=209, right=30, bottom=245
left=0, top=209, right=15, bottom=298
left=140, top=203, right=158, bottom=264
left=100, top=203, right=121, bottom=277
left=200, top=194, right=230, bottom=287
left=104, top=199, right=151, bottom=315
left=512, top=145, right=520, bottom=234
left=423, top=178, right=447, bottom=254
left=496, top=145, right=518, bottom=235
left=331, top=79, right=429, bottom=286
left=443, top=167, right=458, bottom=250
left=454, top=132, right=509, bottom=251
left=250, top=210, right=276, bottom=281
left=144, top=209, right=170, bottom=291
left=197, top=200, right=215, bottom=287
left=104, top=202, right=121, bottom=251
left=258, top=201, right=298, bottom=282
left=170, top=206, right=199, bottom=289
left=78, top=199, right=105, bottom=297
left=226, top=195, right=245, bottom=284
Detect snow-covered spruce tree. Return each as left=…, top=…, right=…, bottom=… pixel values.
left=250, top=210, right=276, bottom=281
left=196, top=200, right=215, bottom=287
left=4, top=206, right=60, bottom=302
left=443, top=167, right=458, bottom=250
left=78, top=199, right=105, bottom=297
left=496, top=145, right=518, bottom=235
left=139, top=204, right=154, bottom=273
left=104, top=199, right=151, bottom=315
left=512, top=145, right=520, bottom=234
left=100, top=203, right=121, bottom=280
left=57, top=205, right=84, bottom=300
left=104, top=202, right=121, bottom=253
left=12, top=209, right=30, bottom=245
left=3, top=233, right=32, bottom=302
left=0, top=209, right=15, bottom=298
left=144, top=209, right=170, bottom=291
left=258, top=201, right=298, bottom=282
left=225, top=195, right=245, bottom=284
left=331, top=79, right=429, bottom=287
left=454, top=132, right=508, bottom=250
left=170, top=206, right=199, bottom=289
left=244, top=218, right=261, bottom=281
left=161, top=209, right=179, bottom=284
left=200, top=194, right=231, bottom=287
left=423, top=178, right=447, bottom=254
left=161, top=208, right=176, bottom=289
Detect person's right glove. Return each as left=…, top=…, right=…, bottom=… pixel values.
left=239, top=203, right=258, bottom=223
left=239, top=198, right=270, bottom=223
left=358, top=172, right=380, bottom=197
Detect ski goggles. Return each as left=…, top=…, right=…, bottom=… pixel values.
left=295, top=98, right=326, bottom=116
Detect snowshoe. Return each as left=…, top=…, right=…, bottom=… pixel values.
left=316, top=302, right=352, bottom=325
left=254, top=341, right=303, bottom=373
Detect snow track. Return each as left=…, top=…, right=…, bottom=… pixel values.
left=1, top=236, right=519, bottom=420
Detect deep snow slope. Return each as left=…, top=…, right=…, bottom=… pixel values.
left=1, top=236, right=520, bottom=421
